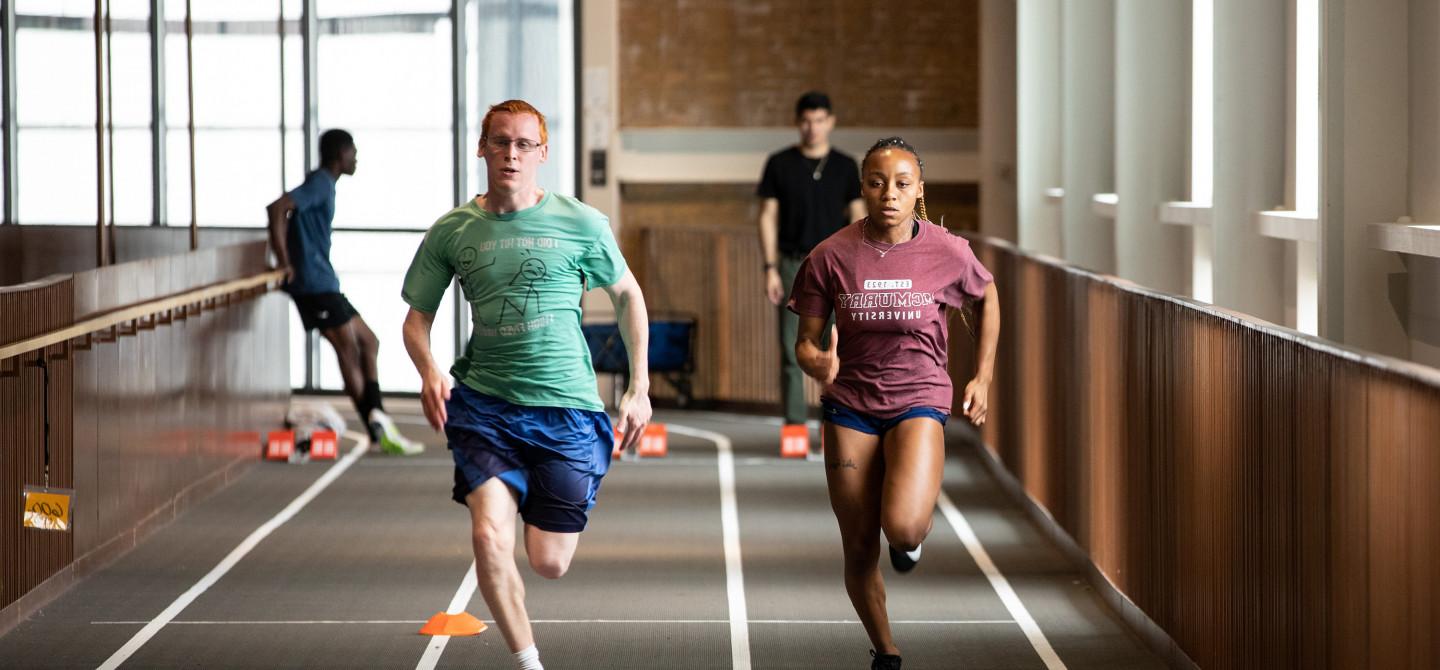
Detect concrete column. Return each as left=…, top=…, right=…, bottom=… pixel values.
left=1316, top=0, right=1410, bottom=358
left=1405, top=0, right=1440, bottom=364
left=1113, top=0, right=1190, bottom=294
left=1211, top=0, right=1286, bottom=323
left=1060, top=0, right=1116, bottom=273
left=981, top=0, right=1018, bottom=242
left=580, top=0, right=620, bottom=322
left=1017, top=0, right=1063, bottom=256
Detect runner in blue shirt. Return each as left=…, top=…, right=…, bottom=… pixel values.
left=266, top=129, right=422, bottom=456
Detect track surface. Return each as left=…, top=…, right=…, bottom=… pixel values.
left=0, top=402, right=1166, bottom=669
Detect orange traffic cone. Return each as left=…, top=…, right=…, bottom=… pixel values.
left=419, top=611, right=488, bottom=636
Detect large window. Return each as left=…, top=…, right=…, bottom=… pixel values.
left=471, top=0, right=575, bottom=197
left=183, top=1, right=283, bottom=227
left=3, top=0, right=579, bottom=394
left=15, top=2, right=97, bottom=225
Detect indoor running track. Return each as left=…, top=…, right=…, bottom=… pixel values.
left=0, top=401, right=1167, bottom=669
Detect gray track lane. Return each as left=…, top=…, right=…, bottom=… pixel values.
left=436, top=430, right=733, bottom=669
left=0, top=406, right=1169, bottom=669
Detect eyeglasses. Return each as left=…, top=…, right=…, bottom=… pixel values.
left=484, top=137, right=542, bottom=153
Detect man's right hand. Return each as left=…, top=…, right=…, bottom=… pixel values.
left=765, top=267, right=785, bottom=306
left=276, top=265, right=294, bottom=284
left=419, top=369, right=452, bottom=432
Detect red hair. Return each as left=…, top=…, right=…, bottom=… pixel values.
left=481, top=99, right=548, bottom=144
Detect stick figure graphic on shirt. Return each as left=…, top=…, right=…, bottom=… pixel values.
left=498, top=254, right=548, bottom=325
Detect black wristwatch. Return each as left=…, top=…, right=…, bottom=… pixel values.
left=764, top=262, right=776, bottom=272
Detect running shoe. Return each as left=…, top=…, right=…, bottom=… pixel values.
left=369, top=409, right=424, bottom=456
left=888, top=543, right=922, bottom=573
left=870, top=650, right=902, bottom=670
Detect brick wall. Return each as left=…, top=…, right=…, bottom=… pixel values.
left=619, top=0, right=981, bottom=128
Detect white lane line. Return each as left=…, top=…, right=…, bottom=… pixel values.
left=92, top=618, right=1015, bottom=626
left=97, top=433, right=371, bottom=670
left=937, top=490, right=1067, bottom=670
left=415, top=560, right=479, bottom=670
left=93, top=620, right=430, bottom=625
left=666, top=423, right=751, bottom=670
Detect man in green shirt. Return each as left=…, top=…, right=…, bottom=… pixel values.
left=401, top=100, right=651, bottom=670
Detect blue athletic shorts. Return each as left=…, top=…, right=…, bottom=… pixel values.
left=822, top=399, right=948, bottom=437
left=444, top=383, right=614, bottom=533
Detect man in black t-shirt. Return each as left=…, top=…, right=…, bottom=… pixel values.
left=757, top=91, right=865, bottom=430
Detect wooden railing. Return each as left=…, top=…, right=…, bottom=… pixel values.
left=0, top=270, right=283, bottom=363
left=951, top=235, right=1440, bottom=670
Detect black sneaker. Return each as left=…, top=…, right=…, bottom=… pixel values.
left=888, top=543, right=922, bottom=573
left=870, top=650, right=902, bottom=670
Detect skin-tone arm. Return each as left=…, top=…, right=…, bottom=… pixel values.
left=601, top=268, right=653, bottom=452
left=758, top=197, right=785, bottom=305
left=404, top=307, right=452, bottom=431
left=795, top=315, right=839, bottom=385
left=848, top=198, right=867, bottom=224
left=961, top=282, right=1001, bottom=426
left=266, top=193, right=296, bottom=283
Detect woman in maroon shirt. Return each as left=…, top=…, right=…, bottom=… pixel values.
left=789, top=137, right=1001, bottom=670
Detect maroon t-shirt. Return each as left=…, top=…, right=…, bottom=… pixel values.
left=788, top=219, right=993, bottom=418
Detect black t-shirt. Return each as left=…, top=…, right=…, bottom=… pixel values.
left=757, top=146, right=862, bottom=256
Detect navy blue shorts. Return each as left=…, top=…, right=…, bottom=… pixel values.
left=822, top=399, right=948, bottom=437
left=444, top=383, right=614, bottom=533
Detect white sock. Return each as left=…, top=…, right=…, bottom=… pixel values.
left=514, top=645, right=543, bottom=670
left=906, top=544, right=922, bottom=561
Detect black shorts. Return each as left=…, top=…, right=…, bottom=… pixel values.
left=291, top=292, right=358, bottom=331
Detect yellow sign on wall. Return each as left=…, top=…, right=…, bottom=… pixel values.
left=22, top=486, right=74, bottom=532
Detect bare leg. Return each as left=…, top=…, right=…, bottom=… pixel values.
left=466, top=477, right=533, bottom=652
left=823, top=422, right=897, bottom=655
left=879, top=418, right=946, bottom=551
left=523, top=525, right=580, bottom=580
left=349, top=314, right=381, bottom=383
left=320, top=320, right=366, bottom=420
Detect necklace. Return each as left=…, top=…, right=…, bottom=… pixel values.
left=811, top=151, right=829, bottom=181
left=861, top=219, right=911, bottom=258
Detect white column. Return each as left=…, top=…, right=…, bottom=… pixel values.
left=1017, top=0, right=1063, bottom=256
left=1060, top=0, right=1116, bottom=273
left=981, top=0, right=1018, bottom=242
left=1211, top=0, right=1286, bottom=323
left=1113, top=0, right=1190, bottom=294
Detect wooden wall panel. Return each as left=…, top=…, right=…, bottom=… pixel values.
left=0, top=276, right=74, bottom=620
left=962, top=235, right=1440, bottom=669
left=1, top=240, right=287, bottom=622
left=619, top=0, right=981, bottom=128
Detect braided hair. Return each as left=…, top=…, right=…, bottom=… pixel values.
left=862, top=136, right=928, bottom=222
left=863, top=137, right=975, bottom=335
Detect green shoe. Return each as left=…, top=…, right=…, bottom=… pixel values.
left=369, top=410, right=424, bottom=456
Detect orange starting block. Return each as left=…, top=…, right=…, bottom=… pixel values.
left=638, top=423, right=668, bottom=457
left=781, top=424, right=810, bottom=458
left=264, top=430, right=295, bottom=461
left=309, top=430, right=338, bottom=460
left=615, top=423, right=669, bottom=458
left=419, top=611, right=487, bottom=636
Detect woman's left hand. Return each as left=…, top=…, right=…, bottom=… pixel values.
left=962, top=377, right=990, bottom=426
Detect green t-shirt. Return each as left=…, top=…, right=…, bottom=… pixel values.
left=401, top=191, right=627, bottom=411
